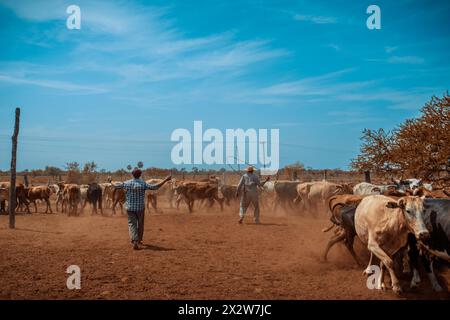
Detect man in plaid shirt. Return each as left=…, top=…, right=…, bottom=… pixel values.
left=112, top=168, right=171, bottom=250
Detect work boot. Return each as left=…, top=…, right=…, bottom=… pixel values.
left=132, top=241, right=139, bottom=250
left=238, top=217, right=244, bottom=224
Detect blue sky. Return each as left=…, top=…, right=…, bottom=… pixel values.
left=0, top=0, right=449, bottom=171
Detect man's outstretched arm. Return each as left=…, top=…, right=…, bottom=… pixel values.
left=257, top=176, right=271, bottom=189
left=111, top=181, right=125, bottom=189
left=146, top=175, right=172, bottom=190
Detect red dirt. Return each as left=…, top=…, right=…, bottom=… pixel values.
left=0, top=202, right=449, bottom=300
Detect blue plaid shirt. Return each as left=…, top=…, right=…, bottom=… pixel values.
left=114, top=179, right=158, bottom=211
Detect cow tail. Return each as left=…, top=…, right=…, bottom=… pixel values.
left=322, top=224, right=335, bottom=233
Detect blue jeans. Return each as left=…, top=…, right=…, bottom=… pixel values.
left=127, top=210, right=145, bottom=242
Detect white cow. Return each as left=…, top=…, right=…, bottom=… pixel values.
left=355, top=195, right=429, bottom=294
left=353, top=182, right=398, bottom=196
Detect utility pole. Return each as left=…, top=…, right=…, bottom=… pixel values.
left=235, top=144, right=240, bottom=172
left=261, top=141, right=266, bottom=170
left=9, top=108, right=20, bottom=229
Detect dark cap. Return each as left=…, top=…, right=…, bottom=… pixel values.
left=132, top=168, right=142, bottom=178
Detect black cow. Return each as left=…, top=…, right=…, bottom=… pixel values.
left=219, top=184, right=239, bottom=206
left=83, top=183, right=103, bottom=215
left=407, top=198, right=450, bottom=292
left=323, top=204, right=361, bottom=266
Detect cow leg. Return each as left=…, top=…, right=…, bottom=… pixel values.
left=344, top=238, right=362, bottom=267
left=272, top=196, right=280, bottom=214
left=33, top=201, right=38, bottom=213
left=99, top=197, right=103, bottom=215
left=407, top=235, right=421, bottom=288
left=176, top=195, right=182, bottom=210
left=167, top=192, right=173, bottom=209
left=363, top=252, right=374, bottom=275
left=112, top=199, right=117, bottom=215
left=152, top=195, right=158, bottom=213
left=46, top=198, right=53, bottom=214
left=82, top=199, right=88, bottom=212
left=425, top=259, right=443, bottom=292
left=188, top=199, right=194, bottom=213
left=323, top=228, right=346, bottom=261
left=367, top=239, right=402, bottom=294
left=377, top=261, right=386, bottom=290
left=146, top=197, right=151, bottom=213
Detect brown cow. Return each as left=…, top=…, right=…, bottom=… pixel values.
left=112, top=188, right=126, bottom=215
left=219, top=184, right=239, bottom=207
left=145, top=178, right=176, bottom=213
left=59, top=183, right=81, bottom=216
left=294, top=181, right=352, bottom=215
left=0, top=182, right=30, bottom=213
left=27, top=186, right=53, bottom=213
left=0, top=181, right=9, bottom=213
left=413, top=186, right=450, bottom=199
left=0, top=187, right=8, bottom=214
left=174, top=181, right=223, bottom=213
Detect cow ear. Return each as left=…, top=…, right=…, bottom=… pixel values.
left=386, top=201, right=399, bottom=209
left=398, top=198, right=406, bottom=209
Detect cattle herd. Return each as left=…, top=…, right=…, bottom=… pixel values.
left=0, top=176, right=449, bottom=295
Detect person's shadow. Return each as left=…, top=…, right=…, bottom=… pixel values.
left=140, top=244, right=175, bottom=251
left=249, top=223, right=288, bottom=227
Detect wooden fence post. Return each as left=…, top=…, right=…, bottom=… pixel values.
left=364, top=171, right=371, bottom=183
left=9, top=108, right=20, bottom=229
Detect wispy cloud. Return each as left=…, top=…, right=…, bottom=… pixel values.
left=0, top=74, right=107, bottom=94
left=0, top=0, right=289, bottom=99
left=384, top=46, right=398, bottom=54
left=327, top=44, right=341, bottom=51
left=294, top=14, right=337, bottom=24
left=387, top=55, right=425, bottom=64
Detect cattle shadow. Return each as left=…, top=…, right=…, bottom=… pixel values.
left=15, top=227, right=63, bottom=234
left=246, top=222, right=288, bottom=227
left=140, top=244, right=175, bottom=251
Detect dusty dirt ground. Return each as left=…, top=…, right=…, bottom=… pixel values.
left=0, top=201, right=449, bottom=300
